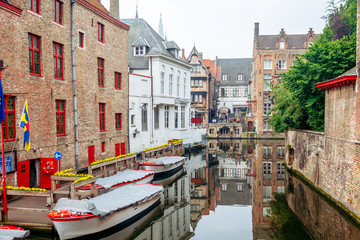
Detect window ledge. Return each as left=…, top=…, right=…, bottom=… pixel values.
left=52, top=21, right=64, bottom=28
left=27, top=9, right=42, bottom=17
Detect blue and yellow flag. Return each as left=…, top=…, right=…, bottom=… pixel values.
left=19, top=100, right=30, bottom=151
left=0, top=77, right=5, bottom=123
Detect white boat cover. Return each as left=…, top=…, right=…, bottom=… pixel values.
left=54, top=184, right=163, bottom=219
left=96, top=169, right=154, bottom=189
left=0, top=229, right=30, bottom=239
left=143, top=156, right=186, bottom=167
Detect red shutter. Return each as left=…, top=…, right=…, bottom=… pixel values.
left=115, top=143, right=120, bottom=157
left=120, top=142, right=126, bottom=155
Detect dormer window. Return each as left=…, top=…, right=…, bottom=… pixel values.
left=280, top=41, right=284, bottom=49
left=237, top=74, right=244, bottom=82
left=134, top=46, right=146, bottom=56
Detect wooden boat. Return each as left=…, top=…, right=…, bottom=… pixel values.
left=0, top=225, right=30, bottom=239
left=48, top=184, right=163, bottom=240
left=76, top=169, right=155, bottom=193
left=139, top=156, right=186, bottom=180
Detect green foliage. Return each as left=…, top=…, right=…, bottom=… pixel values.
left=268, top=193, right=312, bottom=240
left=269, top=0, right=356, bottom=132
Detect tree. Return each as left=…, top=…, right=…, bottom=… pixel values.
left=269, top=0, right=356, bottom=132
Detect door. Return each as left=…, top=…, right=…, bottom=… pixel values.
left=17, top=160, right=30, bottom=187
left=88, top=145, right=95, bottom=165
left=248, top=121, right=253, bottom=132
left=40, top=158, right=59, bottom=189
left=120, top=142, right=126, bottom=155
left=115, top=143, right=120, bottom=157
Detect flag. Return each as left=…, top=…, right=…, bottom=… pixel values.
left=0, top=77, right=5, bottom=123
left=19, top=100, right=30, bottom=151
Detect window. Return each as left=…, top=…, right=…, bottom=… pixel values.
left=263, top=162, right=271, bottom=180
left=53, top=0, right=63, bottom=24
left=222, top=74, right=228, bottom=81
left=134, top=46, right=145, bottom=56
left=98, top=58, right=104, bottom=87
left=131, top=115, right=135, bottom=125
left=263, top=146, right=272, bottom=157
left=233, top=88, right=240, bottom=97
left=191, top=80, right=194, bottom=87
left=154, top=107, right=159, bottom=129
left=194, top=95, right=198, bottom=103
left=28, top=34, right=41, bottom=76
left=237, top=183, right=244, bottom=192
left=221, top=183, right=228, bottom=191
left=277, top=186, right=285, bottom=193
left=164, top=106, right=169, bottom=128
left=177, top=76, right=180, bottom=96
left=56, top=100, right=66, bottom=136
left=169, top=73, right=173, bottom=95
left=263, top=74, right=272, bottom=91
left=263, top=97, right=272, bottom=115
left=280, top=41, right=285, bottom=49
left=278, top=60, right=286, bottom=70
left=191, top=65, right=200, bottom=72
left=78, top=32, right=84, bottom=48
left=115, top=72, right=121, bottom=90
left=98, top=22, right=104, bottom=43
left=244, top=87, right=248, bottom=97
left=277, top=162, right=285, bottom=180
left=263, top=207, right=271, bottom=218
left=277, top=146, right=285, bottom=158
left=28, top=0, right=40, bottom=14
left=263, top=186, right=272, bottom=203
left=183, top=74, right=186, bottom=97
left=199, top=79, right=203, bottom=87
left=161, top=70, right=165, bottom=94
left=195, top=80, right=198, bottom=87
left=263, top=120, right=273, bottom=132
left=220, top=88, right=228, bottom=97
left=181, top=106, right=185, bottom=128
left=115, top=113, right=122, bottom=130
left=264, top=60, right=272, bottom=70
left=174, top=106, right=178, bottom=128
left=237, top=74, right=244, bottom=81
left=53, top=42, right=63, bottom=80
left=141, top=104, right=148, bottom=131
left=99, top=103, right=105, bottom=132
left=3, top=97, right=15, bottom=141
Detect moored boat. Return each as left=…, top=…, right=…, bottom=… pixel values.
left=48, top=184, right=163, bottom=240
left=0, top=225, right=30, bottom=239
left=76, top=169, right=155, bottom=193
left=139, top=156, right=186, bottom=180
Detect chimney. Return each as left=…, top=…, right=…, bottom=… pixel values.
left=199, top=52, right=203, bottom=60
left=254, top=22, right=259, bottom=37
left=182, top=49, right=185, bottom=59
left=110, top=0, right=119, bottom=20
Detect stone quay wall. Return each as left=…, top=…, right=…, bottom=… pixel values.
left=285, top=129, right=360, bottom=219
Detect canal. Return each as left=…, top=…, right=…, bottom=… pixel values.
left=30, top=139, right=360, bottom=239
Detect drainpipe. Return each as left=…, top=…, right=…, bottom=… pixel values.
left=71, top=0, right=79, bottom=171
left=150, top=57, right=153, bottom=143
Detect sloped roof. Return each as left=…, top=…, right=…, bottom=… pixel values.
left=85, top=0, right=108, bottom=13
left=121, top=18, right=185, bottom=69
left=163, top=40, right=180, bottom=50
left=187, top=46, right=209, bottom=75
left=257, top=33, right=315, bottom=49
left=216, top=58, right=252, bottom=85
left=315, top=66, right=356, bottom=90
left=132, top=37, right=150, bottom=47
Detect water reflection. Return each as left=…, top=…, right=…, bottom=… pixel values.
left=33, top=139, right=360, bottom=239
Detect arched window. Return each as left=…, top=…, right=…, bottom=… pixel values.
left=161, top=65, right=165, bottom=95
left=169, top=68, right=174, bottom=96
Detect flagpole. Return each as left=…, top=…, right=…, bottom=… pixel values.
left=0, top=68, right=7, bottom=221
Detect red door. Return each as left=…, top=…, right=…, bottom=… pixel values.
left=17, top=160, right=30, bottom=187
left=248, top=121, right=253, bottom=131
left=115, top=143, right=120, bottom=157
left=88, top=145, right=95, bottom=165
left=40, top=158, right=59, bottom=189
left=121, top=142, right=126, bottom=155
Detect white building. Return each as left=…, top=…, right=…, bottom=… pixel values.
left=122, top=18, right=194, bottom=153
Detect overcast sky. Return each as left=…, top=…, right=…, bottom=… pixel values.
left=102, top=0, right=328, bottom=59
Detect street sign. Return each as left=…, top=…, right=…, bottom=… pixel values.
left=54, top=151, right=62, bottom=160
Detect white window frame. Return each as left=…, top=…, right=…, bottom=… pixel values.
left=278, top=60, right=286, bottom=70
left=264, top=60, right=272, bottom=70
left=264, top=74, right=272, bottom=91
left=164, top=106, right=169, bottom=128
left=280, top=41, right=285, bottom=49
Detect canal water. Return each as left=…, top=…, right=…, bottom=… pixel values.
left=30, top=139, right=360, bottom=240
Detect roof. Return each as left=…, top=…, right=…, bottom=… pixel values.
left=132, top=37, right=150, bottom=47
left=216, top=58, right=252, bottom=85
left=85, top=0, right=108, bottom=13
left=187, top=46, right=210, bottom=75
left=121, top=18, right=186, bottom=69
left=315, top=67, right=356, bottom=90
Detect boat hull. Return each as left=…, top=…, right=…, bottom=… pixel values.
left=140, top=160, right=184, bottom=180
left=52, top=194, right=161, bottom=240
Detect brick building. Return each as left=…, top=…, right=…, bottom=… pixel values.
left=0, top=0, right=129, bottom=188
left=251, top=23, right=316, bottom=136
left=187, top=47, right=211, bottom=128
